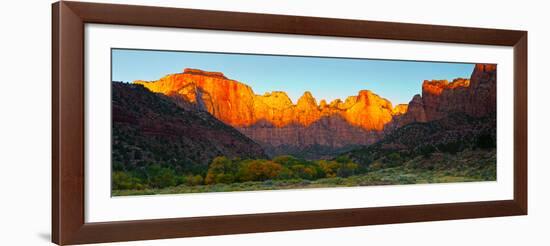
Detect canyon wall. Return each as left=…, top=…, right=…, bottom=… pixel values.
left=393, top=64, right=496, bottom=128
left=135, top=68, right=402, bottom=131
left=135, top=68, right=405, bottom=157
left=134, top=64, right=496, bottom=159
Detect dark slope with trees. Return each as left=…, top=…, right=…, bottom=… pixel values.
left=337, top=112, right=496, bottom=169
left=111, top=82, right=267, bottom=175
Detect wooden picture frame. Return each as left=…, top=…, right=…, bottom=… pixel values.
left=52, top=1, right=527, bottom=245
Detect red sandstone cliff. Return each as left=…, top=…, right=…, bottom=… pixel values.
left=135, top=68, right=257, bottom=127
left=135, top=68, right=404, bottom=131
left=395, top=64, right=496, bottom=127
left=133, top=64, right=496, bottom=158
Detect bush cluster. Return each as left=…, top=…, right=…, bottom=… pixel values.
left=113, top=155, right=362, bottom=189
left=112, top=164, right=204, bottom=190
left=204, top=156, right=361, bottom=185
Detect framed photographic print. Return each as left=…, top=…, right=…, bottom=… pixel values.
left=52, top=1, right=527, bottom=245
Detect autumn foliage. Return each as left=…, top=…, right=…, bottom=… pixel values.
left=201, top=155, right=361, bottom=185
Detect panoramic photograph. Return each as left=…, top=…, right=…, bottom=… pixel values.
left=111, top=48, right=497, bottom=196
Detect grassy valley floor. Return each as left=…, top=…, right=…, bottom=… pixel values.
left=113, top=149, right=495, bottom=196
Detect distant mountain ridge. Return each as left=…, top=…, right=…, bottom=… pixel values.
left=133, top=64, right=496, bottom=159
left=134, top=68, right=406, bottom=131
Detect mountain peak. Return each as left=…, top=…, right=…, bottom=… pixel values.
left=357, top=89, right=375, bottom=97
left=392, top=104, right=408, bottom=115
left=448, top=78, right=470, bottom=88
left=474, top=64, right=496, bottom=73
left=183, top=68, right=228, bottom=79
left=422, top=80, right=449, bottom=95
left=297, top=91, right=318, bottom=107
left=357, top=90, right=385, bottom=102
left=255, top=91, right=293, bottom=110
left=422, top=78, right=470, bottom=96
left=260, top=91, right=292, bottom=100
left=319, top=99, right=328, bottom=108
left=301, top=91, right=314, bottom=98
left=329, top=99, right=343, bottom=108
left=357, top=90, right=392, bottom=110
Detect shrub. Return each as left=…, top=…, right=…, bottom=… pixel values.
left=273, top=155, right=311, bottom=167
left=369, top=161, right=383, bottom=170
left=112, top=171, right=146, bottom=190
left=334, top=155, right=352, bottom=164
left=289, top=165, right=310, bottom=180
left=179, top=174, right=204, bottom=186
left=237, top=160, right=283, bottom=182
left=205, top=156, right=238, bottom=184
left=191, top=175, right=204, bottom=185
left=273, top=155, right=296, bottom=165
left=317, top=160, right=339, bottom=178
left=146, top=165, right=177, bottom=188
left=384, top=152, right=403, bottom=167
left=275, top=167, right=294, bottom=180
left=215, top=173, right=235, bottom=184
left=336, top=162, right=359, bottom=178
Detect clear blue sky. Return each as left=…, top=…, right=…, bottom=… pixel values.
left=112, top=49, right=475, bottom=105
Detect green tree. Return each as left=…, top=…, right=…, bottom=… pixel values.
left=112, top=171, right=146, bottom=190
left=384, top=152, right=403, bottom=167
left=336, top=162, right=359, bottom=178
left=275, top=167, right=294, bottom=180
left=334, top=155, right=352, bottom=164
left=205, top=156, right=238, bottom=184
left=192, top=175, right=204, bottom=185
left=238, top=160, right=283, bottom=182
left=146, top=164, right=177, bottom=188
left=273, top=155, right=299, bottom=167
left=290, top=164, right=318, bottom=180
left=182, top=174, right=204, bottom=186
left=317, top=160, right=339, bottom=178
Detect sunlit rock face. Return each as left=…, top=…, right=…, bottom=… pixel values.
left=422, top=78, right=470, bottom=96
left=135, top=69, right=257, bottom=127
left=135, top=68, right=405, bottom=131
left=392, top=104, right=408, bottom=116
left=133, top=64, right=495, bottom=159
left=394, top=94, right=428, bottom=128
left=134, top=68, right=409, bottom=158
left=422, top=78, right=471, bottom=121
left=252, top=91, right=295, bottom=127
left=394, top=64, right=496, bottom=127
left=343, top=90, right=394, bottom=131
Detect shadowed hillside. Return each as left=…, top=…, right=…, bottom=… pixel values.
left=111, top=82, right=267, bottom=175
left=338, top=112, right=496, bottom=170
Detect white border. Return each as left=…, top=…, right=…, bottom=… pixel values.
left=85, top=24, right=514, bottom=223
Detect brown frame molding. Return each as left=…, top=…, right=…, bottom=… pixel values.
left=52, top=1, right=527, bottom=245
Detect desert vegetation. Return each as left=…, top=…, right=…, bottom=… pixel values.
left=113, top=155, right=360, bottom=191
left=113, top=147, right=495, bottom=196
